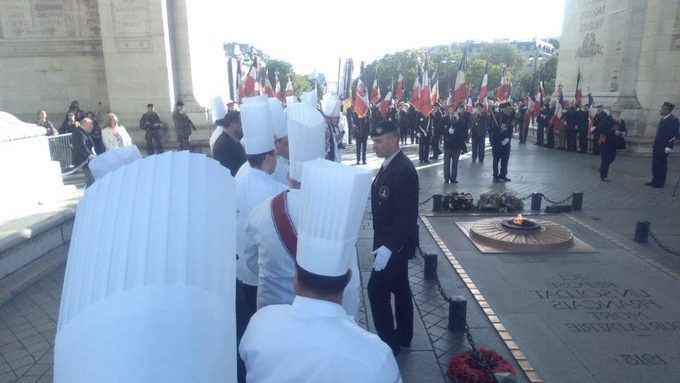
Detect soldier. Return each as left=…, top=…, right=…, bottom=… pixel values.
left=397, top=102, right=409, bottom=144
left=517, top=99, right=529, bottom=144
left=536, top=97, right=549, bottom=146
left=591, top=110, right=621, bottom=182
left=491, top=102, right=515, bottom=182
left=139, top=103, right=164, bottom=155
left=646, top=101, right=680, bottom=188
left=417, top=112, right=432, bottom=164
left=591, top=105, right=607, bottom=155
left=354, top=110, right=369, bottom=165
left=470, top=103, right=489, bottom=163
left=430, top=102, right=445, bottom=160
left=545, top=99, right=556, bottom=148
left=563, top=101, right=579, bottom=152
left=443, top=104, right=469, bottom=183
left=576, top=104, right=590, bottom=153
left=368, top=120, right=418, bottom=356
left=173, top=101, right=196, bottom=151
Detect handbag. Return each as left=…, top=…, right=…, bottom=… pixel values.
left=615, top=135, right=626, bottom=150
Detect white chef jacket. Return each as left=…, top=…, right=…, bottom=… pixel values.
left=271, top=156, right=289, bottom=186
left=240, top=296, right=402, bottom=383
left=245, top=190, right=361, bottom=318
left=236, top=167, right=288, bottom=286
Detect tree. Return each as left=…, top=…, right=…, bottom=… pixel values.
left=263, top=59, right=311, bottom=96
left=540, top=55, right=558, bottom=95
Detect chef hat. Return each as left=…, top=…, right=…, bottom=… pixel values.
left=287, top=103, right=326, bottom=181
left=322, top=95, right=341, bottom=117
left=88, top=145, right=142, bottom=180
left=268, top=98, right=288, bottom=140
left=286, top=95, right=297, bottom=107
left=240, top=98, right=275, bottom=154
left=297, top=159, right=371, bottom=277
left=301, top=90, right=318, bottom=108
left=55, top=151, right=237, bottom=382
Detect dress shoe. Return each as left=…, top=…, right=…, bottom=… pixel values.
left=472, top=159, right=476, bottom=163
left=444, top=179, right=450, bottom=184
left=451, top=180, right=458, bottom=184
left=479, top=160, right=483, bottom=163
left=493, top=177, right=500, bottom=183
left=652, top=184, right=663, bottom=188
left=601, top=177, right=611, bottom=182
left=362, top=161, right=366, bottom=165
left=501, top=177, right=511, bottom=182
left=644, top=182, right=654, bottom=186
left=424, top=160, right=431, bottom=164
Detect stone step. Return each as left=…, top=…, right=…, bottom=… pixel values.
left=0, top=207, right=75, bottom=306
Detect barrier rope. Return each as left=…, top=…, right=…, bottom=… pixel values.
left=418, top=195, right=434, bottom=207
left=649, top=232, right=680, bottom=257
left=416, top=246, right=498, bottom=382
left=541, top=193, right=573, bottom=205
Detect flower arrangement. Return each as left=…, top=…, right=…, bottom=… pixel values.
left=474, top=192, right=523, bottom=212
left=447, top=349, right=515, bottom=383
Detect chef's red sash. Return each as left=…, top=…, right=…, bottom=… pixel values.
left=271, top=191, right=297, bottom=260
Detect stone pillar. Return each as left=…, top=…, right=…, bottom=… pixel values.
left=97, top=0, right=176, bottom=146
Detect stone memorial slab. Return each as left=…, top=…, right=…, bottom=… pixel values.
left=427, top=215, right=680, bottom=383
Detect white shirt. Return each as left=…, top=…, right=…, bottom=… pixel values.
left=101, top=126, right=132, bottom=150
left=271, top=156, right=289, bottom=186
left=237, top=167, right=288, bottom=285
left=245, top=190, right=361, bottom=318
left=240, top=296, right=402, bottom=383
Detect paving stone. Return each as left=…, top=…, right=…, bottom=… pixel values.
left=0, top=371, right=17, bottom=383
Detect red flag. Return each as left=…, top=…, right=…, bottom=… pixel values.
left=497, top=68, right=511, bottom=102
left=243, top=58, right=258, bottom=97
left=354, top=78, right=369, bottom=117
left=478, top=65, right=489, bottom=112
left=262, top=70, right=275, bottom=97
left=550, top=100, right=563, bottom=132
left=445, top=88, right=455, bottom=114
left=451, top=70, right=467, bottom=110
left=420, top=59, right=432, bottom=116
left=430, top=69, right=439, bottom=106
left=275, top=73, right=286, bottom=103
left=285, top=74, right=293, bottom=97
left=411, top=64, right=421, bottom=112
left=395, top=73, right=404, bottom=101
left=236, top=60, right=244, bottom=103
left=466, top=97, right=473, bottom=114
left=370, top=79, right=381, bottom=105
left=534, top=77, right=543, bottom=116
left=379, top=91, right=393, bottom=118
left=557, top=84, right=565, bottom=108
left=575, top=70, right=583, bottom=105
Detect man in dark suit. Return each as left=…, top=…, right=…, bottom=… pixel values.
left=354, top=111, right=369, bottom=164
left=71, top=118, right=96, bottom=186
left=430, top=103, right=445, bottom=160
left=491, top=102, right=515, bottom=182
left=367, top=120, right=418, bottom=356
left=212, top=111, right=245, bottom=177
left=646, top=101, right=680, bottom=188
left=417, top=113, right=431, bottom=163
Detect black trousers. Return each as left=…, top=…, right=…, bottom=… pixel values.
left=235, top=281, right=255, bottom=382
left=355, top=136, right=367, bottom=163
left=546, top=126, right=555, bottom=148
left=519, top=122, right=529, bottom=143
left=431, top=133, right=442, bottom=158
left=566, top=127, right=577, bottom=152
left=471, top=135, right=486, bottom=162
left=367, top=255, right=413, bottom=354
left=651, top=150, right=670, bottom=186
left=578, top=128, right=588, bottom=153
left=410, top=129, right=417, bottom=144
left=418, top=134, right=431, bottom=162
left=145, top=129, right=164, bottom=154
left=536, top=122, right=545, bottom=145
left=492, top=144, right=510, bottom=179
left=592, top=134, right=601, bottom=155
left=599, top=146, right=616, bottom=179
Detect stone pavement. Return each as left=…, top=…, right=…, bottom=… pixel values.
left=1, top=135, right=679, bottom=382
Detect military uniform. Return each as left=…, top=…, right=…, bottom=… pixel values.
left=470, top=111, right=489, bottom=163
left=139, top=110, right=164, bottom=154
left=173, top=105, right=196, bottom=150
left=354, top=113, right=369, bottom=164
left=576, top=106, right=590, bottom=153
left=563, top=106, right=579, bottom=152
left=649, top=106, right=680, bottom=187
left=368, top=144, right=418, bottom=355
left=417, top=114, right=431, bottom=163
left=430, top=106, right=445, bottom=159
left=491, top=106, right=515, bottom=182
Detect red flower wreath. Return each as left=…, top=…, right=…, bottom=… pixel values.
left=447, top=349, right=515, bottom=383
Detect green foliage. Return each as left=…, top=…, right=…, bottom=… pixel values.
left=540, top=55, right=558, bottom=95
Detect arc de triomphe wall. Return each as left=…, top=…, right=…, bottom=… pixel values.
left=556, top=0, right=680, bottom=152
left=0, top=0, right=229, bottom=146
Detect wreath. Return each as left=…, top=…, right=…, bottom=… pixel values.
left=447, top=349, right=515, bottom=383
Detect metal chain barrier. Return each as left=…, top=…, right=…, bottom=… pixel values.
left=517, top=193, right=533, bottom=201
left=416, top=246, right=497, bottom=382
left=542, top=193, right=573, bottom=205
left=649, top=232, right=680, bottom=257
left=418, top=195, right=434, bottom=207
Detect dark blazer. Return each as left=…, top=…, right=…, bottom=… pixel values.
left=212, top=131, right=246, bottom=177
left=371, top=150, right=419, bottom=259
left=71, top=127, right=95, bottom=167
left=490, top=111, right=515, bottom=147
left=444, top=112, right=469, bottom=151
left=653, top=114, right=680, bottom=152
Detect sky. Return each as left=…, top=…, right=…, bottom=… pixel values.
left=222, top=0, right=565, bottom=81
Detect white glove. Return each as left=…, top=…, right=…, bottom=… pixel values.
left=372, top=246, right=392, bottom=271
left=502, top=138, right=510, bottom=145
left=665, top=147, right=672, bottom=154
left=449, top=128, right=454, bottom=134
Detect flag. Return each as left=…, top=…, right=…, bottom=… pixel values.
left=370, top=79, right=381, bottom=105
left=451, top=70, right=467, bottom=111
left=275, top=73, right=285, bottom=103
left=445, top=88, right=455, bottom=113
left=236, top=60, right=244, bottom=103
left=478, top=62, right=489, bottom=112
left=534, top=75, right=543, bottom=116
left=466, top=97, right=473, bottom=114
left=411, top=64, right=421, bottom=112
left=395, top=73, right=404, bottom=101
left=419, top=59, right=433, bottom=116
left=354, top=63, right=369, bottom=117
left=285, top=74, right=293, bottom=97
left=575, top=70, right=583, bottom=105
left=557, top=84, right=565, bottom=108
left=430, top=68, right=439, bottom=106
left=550, top=99, right=563, bottom=132
left=379, top=91, right=393, bottom=118
left=262, top=70, right=275, bottom=97
left=243, top=58, right=258, bottom=97
left=497, top=67, right=511, bottom=102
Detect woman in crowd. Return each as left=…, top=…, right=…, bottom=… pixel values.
left=102, top=112, right=132, bottom=150
left=36, top=110, right=57, bottom=136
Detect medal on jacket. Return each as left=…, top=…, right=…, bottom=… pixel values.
left=378, top=186, right=389, bottom=200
